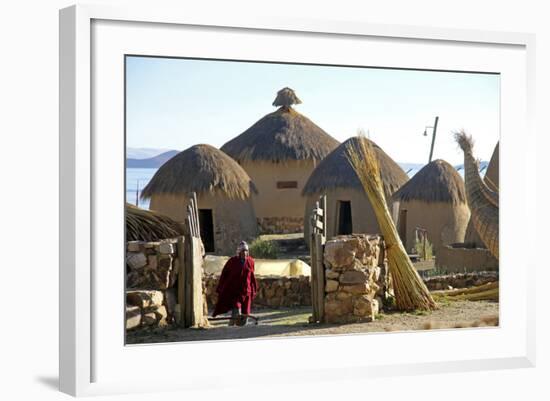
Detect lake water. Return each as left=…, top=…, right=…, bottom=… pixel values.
left=126, top=168, right=158, bottom=209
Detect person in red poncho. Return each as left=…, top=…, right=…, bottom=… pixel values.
left=212, top=241, right=257, bottom=326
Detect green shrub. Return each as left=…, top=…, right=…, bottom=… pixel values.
left=249, top=238, right=279, bottom=259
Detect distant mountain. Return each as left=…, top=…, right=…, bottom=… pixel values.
left=127, top=147, right=174, bottom=159
left=127, top=150, right=179, bottom=168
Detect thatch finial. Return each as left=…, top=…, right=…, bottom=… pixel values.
left=272, top=87, right=302, bottom=108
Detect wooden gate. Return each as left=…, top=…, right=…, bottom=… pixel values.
left=309, top=195, right=327, bottom=323
left=178, top=192, right=207, bottom=328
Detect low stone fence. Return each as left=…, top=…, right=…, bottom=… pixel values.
left=257, top=217, right=304, bottom=234
left=203, top=274, right=311, bottom=310
left=126, top=239, right=181, bottom=290
left=436, top=243, right=498, bottom=273
left=126, top=290, right=169, bottom=330
left=323, top=235, right=388, bottom=324
left=126, top=239, right=182, bottom=330
left=423, top=271, right=498, bottom=291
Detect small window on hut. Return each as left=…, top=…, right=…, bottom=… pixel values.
left=276, top=181, right=298, bottom=189
left=337, top=201, right=352, bottom=235
left=198, top=209, right=215, bottom=253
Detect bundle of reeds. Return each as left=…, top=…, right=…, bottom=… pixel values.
left=346, top=136, right=437, bottom=311
left=433, top=282, right=499, bottom=302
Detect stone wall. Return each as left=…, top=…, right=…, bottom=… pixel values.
left=423, top=271, right=498, bottom=291
left=257, top=217, right=304, bottom=234
left=203, top=274, right=311, bottom=310
left=436, top=243, right=498, bottom=273
left=126, top=239, right=180, bottom=290
left=126, top=239, right=181, bottom=330
left=126, top=290, right=169, bottom=330
left=323, top=235, right=388, bottom=324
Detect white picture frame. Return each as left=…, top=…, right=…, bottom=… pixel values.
left=59, top=4, right=536, bottom=397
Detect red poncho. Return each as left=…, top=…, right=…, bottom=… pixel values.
left=212, top=256, right=257, bottom=317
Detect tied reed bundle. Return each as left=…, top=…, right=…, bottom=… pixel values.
left=346, top=136, right=437, bottom=311
left=433, top=282, right=499, bottom=302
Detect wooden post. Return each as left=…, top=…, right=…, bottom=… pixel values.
left=310, top=221, right=318, bottom=323
left=177, top=235, right=185, bottom=326
left=314, top=233, right=325, bottom=322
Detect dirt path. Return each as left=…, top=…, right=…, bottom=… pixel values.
left=126, top=299, right=498, bottom=345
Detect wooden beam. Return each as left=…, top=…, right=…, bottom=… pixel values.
left=177, top=236, right=185, bottom=326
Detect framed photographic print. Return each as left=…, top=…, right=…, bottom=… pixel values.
left=59, top=4, right=536, bottom=397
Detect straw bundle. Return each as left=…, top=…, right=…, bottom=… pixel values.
left=433, top=282, right=499, bottom=302
left=346, top=136, right=437, bottom=311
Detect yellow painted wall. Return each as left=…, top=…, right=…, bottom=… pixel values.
left=304, top=188, right=392, bottom=246
left=149, top=192, right=258, bottom=255
left=241, top=160, right=316, bottom=219
left=395, top=200, right=470, bottom=255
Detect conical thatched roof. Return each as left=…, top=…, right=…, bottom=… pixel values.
left=141, top=144, right=257, bottom=200
left=126, top=203, right=185, bottom=241
left=392, top=159, right=466, bottom=204
left=272, top=87, right=302, bottom=107
left=221, top=89, right=339, bottom=163
left=302, top=136, right=408, bottom=200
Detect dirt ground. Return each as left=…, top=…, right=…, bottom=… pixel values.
left=126, top=299, right=499, bottom=345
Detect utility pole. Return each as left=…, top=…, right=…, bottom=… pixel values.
left=423, top=116, right=439, bottom=164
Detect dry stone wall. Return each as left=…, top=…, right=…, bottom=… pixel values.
left=126, top=239, right=180, bottom=290
left=126, top=290, right=169, bottom=330
left=436, top=243, right=498, bottom=272
left=423, top=271, right=498, bottom=291
left=203, top=274, right=311, bottom=310
left=126, top=239, right=181, bottom=330
left=257, top=217, right=304, bottom=234
left=323, top=235, right=388, bottom=324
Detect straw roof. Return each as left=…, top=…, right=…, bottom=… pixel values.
left=141, top=144, right=257, bottom=200
left=392, top=159, right=467, bottom=204
left=302, top=136, right=408, bottom=200
left=126, top=203, right=185, bottom=241
left=221, top=89, right=339, bottom=163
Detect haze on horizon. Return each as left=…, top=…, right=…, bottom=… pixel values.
left=126, top=56, right=500, bottom=165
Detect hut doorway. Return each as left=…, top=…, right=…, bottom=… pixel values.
left=398, top=209, right=407, bottom=250
left=199, top=209, right=215, bottom=253
left=337, top=201, right=352, bottom=235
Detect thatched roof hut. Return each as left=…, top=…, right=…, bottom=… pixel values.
left=303, top=136, right=408, bottom=243
left=391, top=159, right=470, bottom=254
left=126, top=203, right=185, bottom=242
left=141, top=144, right=258, bottom=255
left=141, top=144, right=257, bottom=200
left=221, top=88, right=339, bottom=234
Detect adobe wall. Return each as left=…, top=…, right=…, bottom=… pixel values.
left=149, top=193, right=258, bottom=255
left=436, top=243, right=499, bottom=273
left=304, top=189, right=390, bottom=248
left=243, top=160, right=315, bottom=233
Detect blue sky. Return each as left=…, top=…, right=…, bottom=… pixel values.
left=126, top=56, right=500, bottom=165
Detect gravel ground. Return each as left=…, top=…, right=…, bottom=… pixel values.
left=126, top=299, right=499, bottom=345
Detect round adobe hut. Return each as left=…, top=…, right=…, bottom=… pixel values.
left=140, top=144, right=258, bottom=256
left=302, top=136, right=408, bottom=245
left=391, top=159, right=470, bottom=255
left=221, top=87, right=339, bottom=234
left=464, top=141, right=499, bottom=246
